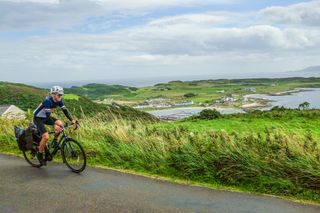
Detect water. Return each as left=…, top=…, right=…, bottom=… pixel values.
left=244, top=88, right=320, bottom=110
left=148, top=107, right=245, bottom=120
left=148, top=88, right=320, bottom=120
left=28, top=71, right=320, bottom=88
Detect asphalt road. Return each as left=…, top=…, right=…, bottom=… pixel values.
left=0, top=154, right=319, bottom=213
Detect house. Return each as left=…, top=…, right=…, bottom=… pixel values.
left=241, top=87, right=256, bottom=92
left=0, top=105, right=26, bottom=119
left=174, top=100, right=194, bottom=107
left=146, top=98, right=167, bottom=103
left=215, top=96, right=237, bottom=104
left=134, top=101, right=173, bottom=109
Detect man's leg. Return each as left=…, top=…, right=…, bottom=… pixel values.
left=37, top=132, right=49, bottom=165
left=39, top=132, right=49, bottom=153
left=54, top=120, right=63, bottom=139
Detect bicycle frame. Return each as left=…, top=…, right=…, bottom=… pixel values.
left=47, top=122, right=78, bottom=157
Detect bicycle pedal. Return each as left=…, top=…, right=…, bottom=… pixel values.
left=46, top=156, right=53, bottom=161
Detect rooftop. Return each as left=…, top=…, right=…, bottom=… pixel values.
left=0, top=105, right=12, bottom=115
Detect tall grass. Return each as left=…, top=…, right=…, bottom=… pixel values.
left=0, top=114, right=319, bottom=202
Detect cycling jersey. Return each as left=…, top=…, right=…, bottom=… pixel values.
left=33, top=96, right=66, bottom=118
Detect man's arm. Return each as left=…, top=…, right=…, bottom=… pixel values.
left=61, top=107, right=73, bottom=122
left=59, top=100, right=75, bottom=123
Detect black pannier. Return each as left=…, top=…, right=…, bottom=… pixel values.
left=14, top=126, right=26, bottom=151
left=14, top=123, right=39, bottom=151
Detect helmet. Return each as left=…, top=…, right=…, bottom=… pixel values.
left=50, top=85, right=64, bottom=95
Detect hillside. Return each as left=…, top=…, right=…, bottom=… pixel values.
left=293, top=66, right=320, bottom=72
left=0, top=82, right=157, bottom=121
left=63, top=77, right=320, bottom=108
left=65, top=83, right=138, bottom=100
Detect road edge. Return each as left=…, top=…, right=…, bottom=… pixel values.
left=1, top=151, right=320, bottom=207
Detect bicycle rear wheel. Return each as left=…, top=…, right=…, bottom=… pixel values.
left=61, top=138, right=86, bottom=173
left=23, top=149, right=42, bottom=168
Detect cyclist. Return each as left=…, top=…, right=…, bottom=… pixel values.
left=33, top=86, right=76, bottom=165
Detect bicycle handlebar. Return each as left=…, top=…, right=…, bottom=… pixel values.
left=59, top=121, right=79, bottom=130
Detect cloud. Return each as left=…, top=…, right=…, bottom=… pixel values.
left=148, top=12, right=238, bottom=27
left=94, top=0, right=240, bottom=10
left=0, top=0, right=59, bottom=3
left=0, top=0, right=111, bottom=31
left=0, top=0, right=241, bottom=31
left=261, top=0, right=320, bottom=26
left=0, top=0, right=320, bottom=82
left=110, top=16, right=320, bottom=56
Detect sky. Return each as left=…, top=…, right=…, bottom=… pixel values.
left=0, top=0, right=319, bottom=85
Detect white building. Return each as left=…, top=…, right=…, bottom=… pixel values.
left=174, top=100, right=194, bottom=106
left=215, top=96, right=237, bottom=104
left=241, top=87, right=256, bottom=92
left=0, top=105, right=26, bottom=119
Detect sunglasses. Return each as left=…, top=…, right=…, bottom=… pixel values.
left=56, top=94, right=63, bottom=97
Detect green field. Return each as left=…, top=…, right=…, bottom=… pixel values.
left=155, top=111, right=320, bottom=141
left=64, top=78, right=320, bottom=109
left=63, top=93, right=80, bottom=100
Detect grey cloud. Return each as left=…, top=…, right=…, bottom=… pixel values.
left=0, top=0, right=241, bottom=31
left=261, top=1, right=320, bottom=26
left=116, top=24, right=320, bottom=55
left=0, top=0, right=104, bottom=31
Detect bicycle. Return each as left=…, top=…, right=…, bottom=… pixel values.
left=22, top=121, right=87, bottom=173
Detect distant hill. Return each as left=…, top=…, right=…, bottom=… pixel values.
left=65, top=83, right=138, bottom=100
left=292, top=66, right=320, bottom=72
left=0, top=82, right=157, bottom=121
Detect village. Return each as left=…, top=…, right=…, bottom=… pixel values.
left=133, top=87, right=260, bottom=110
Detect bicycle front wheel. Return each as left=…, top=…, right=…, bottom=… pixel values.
left=61, top=138, right=86, bottom=173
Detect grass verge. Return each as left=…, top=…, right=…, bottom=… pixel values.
left=1, top=110, right=319, bottom=203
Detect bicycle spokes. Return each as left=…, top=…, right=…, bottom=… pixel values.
left=62, top=140, right=86, bottom=172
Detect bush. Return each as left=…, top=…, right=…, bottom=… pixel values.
left=184, top=93, right=197, bottom=98
left=198, top=109, right=221, bottom=120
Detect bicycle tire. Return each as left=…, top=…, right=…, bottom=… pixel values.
left=61, top=138, right=86, bottom=173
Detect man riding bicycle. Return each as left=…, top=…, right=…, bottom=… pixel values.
left=33, top=86, right=76, bottom=165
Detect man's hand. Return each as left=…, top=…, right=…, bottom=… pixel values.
left=71, top=120, right=79, bottom=130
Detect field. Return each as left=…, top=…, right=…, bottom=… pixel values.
left=66, top=78, right=320, bottom=108
left=1, top=108, right=319, bottom=203
left=155, top=111, right=320, bottom=141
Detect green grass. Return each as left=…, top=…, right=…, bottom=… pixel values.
left=63, top=94, right=79, bottom=100
left=154, top=116, right=320, bottom=141
left=1, top=109, right=319, bottom=203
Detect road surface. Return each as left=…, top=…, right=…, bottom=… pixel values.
left=0, top=154, right=319, bottom=213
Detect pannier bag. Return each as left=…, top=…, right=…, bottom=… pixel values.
left=14, top=126, right=26, bottom=151
left=14, top=123, right=39, bottom=151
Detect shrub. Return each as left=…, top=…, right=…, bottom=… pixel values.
left=198, top=109, right=221, bottom=120
left=184, top=93, right=197, bottom=98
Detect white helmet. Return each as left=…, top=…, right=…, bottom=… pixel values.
left=50, top=85, right=64, bottom=95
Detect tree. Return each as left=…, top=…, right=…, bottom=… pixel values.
left=199, top=109, right=221, bottom=120
left=298, top=102, right=310, bottom=110
left=184, top=93, right=197, bottom=98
